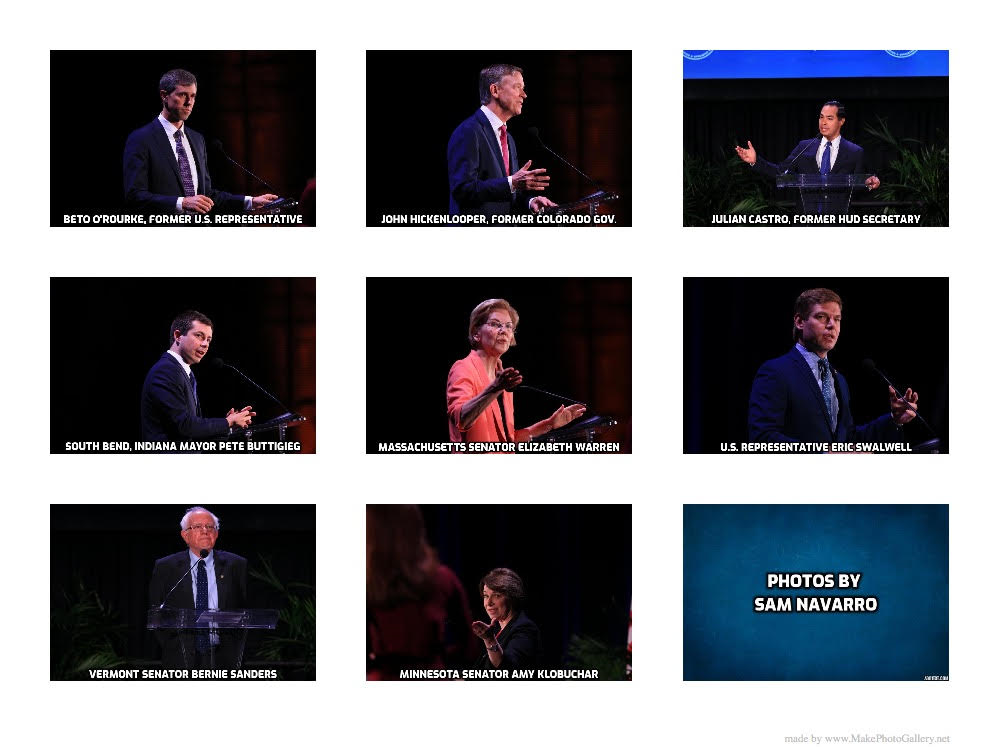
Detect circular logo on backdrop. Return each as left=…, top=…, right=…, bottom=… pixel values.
left=682, top=51, right=714, bottom=61
left=885, top=50, right=918, bottom=59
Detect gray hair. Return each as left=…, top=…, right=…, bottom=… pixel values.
left=159, top=68, right=197, bottom=94
left=479, top=64, right=523, bottom=105
left=180, top=506, right=220, bottom=531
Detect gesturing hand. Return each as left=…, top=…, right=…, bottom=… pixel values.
left=511, top=159, right=550, bottom=192
left=735, top=140, right=757, bottom=166
left=491, top=367, right=523, bottom=393
left=226, top=405, right=257, bottom=429
left=549, top=403, right=587, bottom=430
left=182, top=195, right=215, bottom=214
left=888, top=386, right=918, bottom=425
left=471, top=620, right=497, bottom=641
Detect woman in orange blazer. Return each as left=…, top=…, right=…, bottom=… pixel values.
left=446, top=298, right=585, bottom=443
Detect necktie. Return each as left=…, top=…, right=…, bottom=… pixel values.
left=499, top=125, right=511, bottom=176
left=820, top=140, right=832, bottom=176
left=817, top=358, right=835, bottom=428
left=189, top=371, right=200, bottom=416
left=173, top=130, right=196, bottom=197
left=196, top=559, right=209, bottom=652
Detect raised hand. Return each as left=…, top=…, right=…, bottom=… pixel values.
left=735, top=140, right=757, bottom=166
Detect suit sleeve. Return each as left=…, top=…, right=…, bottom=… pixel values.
left=851, top=145, right=865, bottom=174
left=446, top=361, right=479, bottom=433
left=447, top=124, right=515, bottom=210
left=146, top=365, right=230, bottom=439
left=748, top=360, right=797, bottom=442
left=123, top=131, right=182, bottom=214
left=839, top=377, right=902, bottom=442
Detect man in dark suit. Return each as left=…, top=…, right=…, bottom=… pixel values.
left=471, top=567, right=542, bottom=671
left=149, top=507, right=249, bottom=668
left=748, top=288, right=919, bottom=444
left=140, top=309, right=254, bottom=441
left=123, top=68, right=278, bottom=215
left=447, top=64, right=558, bottom=217
left=735, top=101, right=880, bottom=213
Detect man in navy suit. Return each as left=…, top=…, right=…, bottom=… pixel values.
left=123, top=69, right=278, bottom=215
left=447, top=64, right=558, bottom=217
left=149, top=506, right=249, bottom=668
left=735, top=101, right=880, bottom=214
left=748, top=288, right=918, bottom=444
left=140, top=310, right=255, bottom=441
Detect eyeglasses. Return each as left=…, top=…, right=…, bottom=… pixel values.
left=185, top=524, right=218, bottom=533
left=485, top=321, right=515, bottom=332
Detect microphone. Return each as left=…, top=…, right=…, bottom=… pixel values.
left=526, top=127, right=603, bottom=191
left=210, top=139, right=279, bottom=193
left=861, top=358, right=935, bottom=433
left=781, top=134, right=823, bottom=174
left=159, top=548, right=209, bottom=609
left=209, top=357, right=290, bottom=411
left=519, top=383, right=587, bottom=407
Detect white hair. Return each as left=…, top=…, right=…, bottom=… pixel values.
left=180, top=506, right=220, bottom=531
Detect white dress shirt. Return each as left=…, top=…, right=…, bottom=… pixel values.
left=815, top=134, right=842, bottom=171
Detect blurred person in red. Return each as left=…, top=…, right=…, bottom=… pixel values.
left=366, top=505, right=477, bottom=679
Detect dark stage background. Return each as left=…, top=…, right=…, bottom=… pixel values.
left=366, top=51, right=631, bottom=226
left=683, top=278, right=949, bottom=453
left=684, top=76, right=948, bottom=175
left=50, top=50, right=316, bottom=225
left=420, top=504, right=631, bottom=671
left=366, top=278, right=632, bottom=452
left=50, top=277, right=316, bottom=453
left=50, top=504, right=316, bottom=674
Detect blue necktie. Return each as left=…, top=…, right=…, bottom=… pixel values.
left=196, top=559, right=209, bottom=652
left=818, top=357, right=835, bottom=428
left=174, top=130, right=196, bottom=197
left=189, top=371, right=200, bottom=416
left=820, top=140, right=832, bottom=176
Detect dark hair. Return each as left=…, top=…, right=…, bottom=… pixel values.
left=366, top=505, right=439, bottom=606
left=822, top=100, right=846, bottom=120
left=468, top=298, right=519, bottom=349
left=159, top=68, right=197, bottom=94
left=792, top=288, right=842, bottom=342
left=168, top=310, right=213, bottom=347
left=478, top=567, right=526, bottom=613
left=479, top=64, right=523, bottom=106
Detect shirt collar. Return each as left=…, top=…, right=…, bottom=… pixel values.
left=795, top=342, right=829, bottom=371
left=822, top=134, right=842, bottom=147
left=157, top=113, right=185, bottom=139
left=189, top=549, right=214, bottom=566
left=480, top=104, right=507, bottom=133
left=166, top=348, right=192, bottom=376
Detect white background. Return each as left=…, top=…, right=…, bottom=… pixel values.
left=2, top=1, right=996, bottom=744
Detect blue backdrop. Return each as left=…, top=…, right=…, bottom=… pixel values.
left=683, top=50, right=949, bottom=79
left=683, top=504, right=948, bottom=680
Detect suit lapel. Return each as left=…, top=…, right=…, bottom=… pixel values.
left=214, top=552, right=228, bottom=609
left=469, top=352, right=507, bottom=440
left=173, top=554, right=196, bottom=608
left=788, top=350, right=834, bottom=436
left=475, top=111, right=507, bottom=178
left=164, top=353, right=198, bottom=414
left=153, top=119, right=186, bottom=192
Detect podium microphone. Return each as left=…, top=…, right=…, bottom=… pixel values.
left=526, top=127, right=603, bottom=191
left=861, top=358, right=935, bottom=434
left=160, top=548, right=209, bottom=609
left=209, top=358, right=291, bottom=411
left=781, top=134, right=822, bottom=174
left=519, top=383, right=587, bottom=407
left=210, top=139, right=279, bottom=193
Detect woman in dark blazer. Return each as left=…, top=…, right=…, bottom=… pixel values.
left=472, top=567, right=542, bottom=670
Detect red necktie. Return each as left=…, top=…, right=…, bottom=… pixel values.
left=499, top=125, right=510, bottom=176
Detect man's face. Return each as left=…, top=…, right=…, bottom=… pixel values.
left=161, top=84, right=197, bottom=123
left=492, top=72, right=526, bottom=119
left=819, top=104, right=844, bottom=141
left=173, top=320, right=212, bottom=365
left=180, top=511, right=218, bottom=555
left=796, top=302, right=841, bottom=357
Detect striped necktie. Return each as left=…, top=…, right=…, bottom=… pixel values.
left=817, top=357, right=835, bottom=427
left=174, top=130, right=196, bottom=197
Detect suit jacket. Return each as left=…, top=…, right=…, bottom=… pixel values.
left=447, top=351, right=526, bottom=443
left=748, top=347, right=901, bottom=444
left=148, top=549, right=249, bottom=668
left=140, top=353, right=230, bottom=441
left=473, top=611, right=542, bottom=670
left=123, top=118, right=245, bottom=214
left=447, top=110, right=531, bottom=216
left=753, top=137, right=866, bottom=213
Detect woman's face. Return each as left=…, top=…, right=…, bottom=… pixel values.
left=482, top=584, right=510, bottom=622
left=476, top=308, right=515, bottom=357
